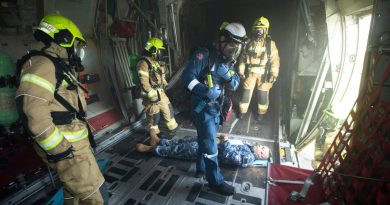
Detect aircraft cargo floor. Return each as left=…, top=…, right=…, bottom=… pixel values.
left=97, top=128, right=268, bottom=205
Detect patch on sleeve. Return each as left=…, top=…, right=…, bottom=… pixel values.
left=196, top=52, right=204, bottom=60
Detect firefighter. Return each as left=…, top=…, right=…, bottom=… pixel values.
left=137, top=37, right=178, bottom=145
left=181, top=23, right=246, bottom=196
left=15, top=14, right=106, bottom=204
left=237, top=16, right=280, bottom=122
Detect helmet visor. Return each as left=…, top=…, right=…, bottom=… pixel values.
left=222, top=41, right=243, bottom=61
left=73, top=39, right=86, bottom=60
left=229, top=34, right=246, bottom=45
left=156, top=48, right=166, bottom=61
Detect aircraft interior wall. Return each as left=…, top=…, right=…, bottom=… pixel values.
left=1, top=0, right=387, bottom=204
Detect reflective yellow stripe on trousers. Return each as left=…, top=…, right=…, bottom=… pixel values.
left=248, top=67, right=265, bottom=74
left=21, top=73, right=55, bottom=94
left=62, top=128, right=89, bottom=142
left=150, top=125, right=158, bottom=130
left=36, top=127, right=63, bottom=151
left=166, top=118, right=177, bottom=130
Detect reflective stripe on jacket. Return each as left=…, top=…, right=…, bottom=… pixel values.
left=16, top=44, right=89, bottom=155
left=238, top=38, right=280, bottom=77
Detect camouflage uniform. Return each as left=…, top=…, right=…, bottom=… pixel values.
left=218, top=140, right=256, bottom=167
left=153, top=136, right=256, bottom=167
left=154, top=136, right=198, bottom=160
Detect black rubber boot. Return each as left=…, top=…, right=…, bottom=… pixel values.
left=210, top=181, right=235, bottom=196
left=168, top=123, right=181, bottom=138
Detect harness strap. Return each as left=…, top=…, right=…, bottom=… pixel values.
left=54, top=92, right=96, bottom=148
left=16, top=50, right=96, bottom=148
left=140, top=57, right=163, bottom=102
left=265, top=35, right=272, bottom=62
left=16, top=50, right=72, bottom=90
left=247, top=36, right=272, bottom=72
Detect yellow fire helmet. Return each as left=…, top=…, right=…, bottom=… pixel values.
left=35, top=14, right=85, bottom=48
left=144, top=37, right=165, bottom=58
left=252, top=16, right=270, bottom=34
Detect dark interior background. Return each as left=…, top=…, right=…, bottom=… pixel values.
left=180, top=0, right=298, bottom=62
left=176, top=0, right=299, bottom=131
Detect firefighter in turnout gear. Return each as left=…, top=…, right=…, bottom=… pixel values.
left=237, top=16, right=280, bottom=122
left=181, top=23, right=246, bottom=196
left=137, top=37, right=178, bottom=144
left=15, top=14, right=106, bottom=204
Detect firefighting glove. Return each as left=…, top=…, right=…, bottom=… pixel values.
left=237, top=63, right=246, bottom=79
left=207, top=87, right=220, bottom=101
left=269, top=73, right=278, bottom=83
left=216, top=64, right=233, bottom=82
left=46, top=145, right=74, bottom=163
left=147, top=89, right=159, bottom=102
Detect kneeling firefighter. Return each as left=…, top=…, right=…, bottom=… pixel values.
left=137, top=37, right=178, bottom=144
left=15, top=14, right=107, bottom=204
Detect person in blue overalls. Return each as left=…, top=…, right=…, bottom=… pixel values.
left=181, top=22, right=247, bottom=196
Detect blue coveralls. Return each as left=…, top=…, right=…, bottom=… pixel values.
left=154, top=136, right=256, bottom=167
left=181, top=46, right=240, bottom=186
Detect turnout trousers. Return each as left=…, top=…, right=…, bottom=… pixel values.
left=144, top=91, right=178, bottom=135
left=34, top=139, right=105, bottom=205
left=239, top=72, right=273, bottom=115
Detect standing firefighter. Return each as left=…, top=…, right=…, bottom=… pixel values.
left=137, top=37, right=178, bottom=145
left=237, top=16, right=280, bottom=122
left=181, top=23, right=246, bottom=196
left=15, top=14, right=106, bottom=204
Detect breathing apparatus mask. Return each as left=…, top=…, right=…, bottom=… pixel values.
left=252, top=16, right=270, bottom=41
left=219, top=40, right=243, bottom=63
left=67, top=39, right=86, bottom=73
left=144, top=37, right=166, bottom=62
left=155, top=48, right=166, bottom=62
left=254, top=28, right=266, bottom=40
